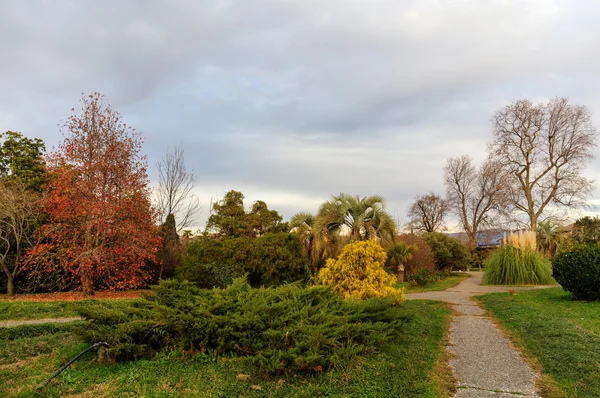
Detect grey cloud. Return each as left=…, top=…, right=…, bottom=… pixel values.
left=1, top=0, right=600, bottom=225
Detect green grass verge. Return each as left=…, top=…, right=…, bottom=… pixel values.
left=0, top=322, right=83, bottom=341
left=476, top=288, right=600, bottom=398
left=0, top=299, right=139, bottom=321
left=0, top=300, right=451, bottom=398
left=395, top=272, right=470, bottom=293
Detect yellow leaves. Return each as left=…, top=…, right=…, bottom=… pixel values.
left=317, top=240, right=405, bottom=304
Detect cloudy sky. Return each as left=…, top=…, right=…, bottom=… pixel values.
left=1, top=0, right=600, bottom=230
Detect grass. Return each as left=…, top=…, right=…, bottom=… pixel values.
left=0, top=299, right=139, bottom=321
left=395, top=272, right=470, bottom=293
left=0, top=300, right=452, bottom=397
left=476, top=288, right=600, bottom=398
left=482, top=245, right=554, bottom=285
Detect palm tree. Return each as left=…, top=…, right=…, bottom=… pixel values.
left=387, top=242, right=416, bottom=282
left=289, top=212, right=316, bottom=261
left=289, top=211, right=339, bottom=268
left=537, top=220, right=564, bottom=258
left=315, top=193, right=396, bottom=245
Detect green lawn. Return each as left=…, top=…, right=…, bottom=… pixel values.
left=476, top=288, right=600, bottom=398
left=0, top=300, right=452, bottom=398
left=395, top=272, right=470, bottom=293
left=0, top=299, right=139, bottom=321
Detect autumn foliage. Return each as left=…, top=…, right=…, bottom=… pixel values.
left=26, top=93, right=159, bottom=294
left=318, top=240, right=404, bottom=303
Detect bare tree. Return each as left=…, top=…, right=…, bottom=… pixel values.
left=407, top=192, right=449, bottom=233
left=155, top=145, right=201, bottom=231
left=489, top=98, right=598, bottom=231
left=444, top=155, right=507, bottom=248
left=0, top=183, right=40, bottom=295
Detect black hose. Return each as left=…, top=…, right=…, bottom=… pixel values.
left=39, top=341, right=109, bottom=389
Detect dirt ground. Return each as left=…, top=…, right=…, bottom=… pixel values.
left=0, top=290, right=151, bottom=302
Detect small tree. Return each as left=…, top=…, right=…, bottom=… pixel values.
left=386, top=242, right=415, bottom=282
left=444, top=155, right=507, bottom=248
left=407, top=193, right=449, bottom=233
left=0, top=131, right=46, bottom=192
left=396, top=233, right=437, bottom=274
left=157, top=213, right=182, bottom=279
left=536, top=220, right=565, bottom=258
left=423, top=232, right=471, bottom=271
left=571, top=216, right=600, bottom=244
left=318, top=239, right=404, bottom=302
left=0, top=183, right=40, bottom=294
left=31, top=92, right=159, bottom=295
left=155, top=145, right=201, bottom=231
left=248, top=200, right=284, bottom=236
left=205, top=190, right=283, bottom=238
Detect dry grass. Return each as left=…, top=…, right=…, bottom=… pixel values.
left=502, top=230, right=536, bottom=250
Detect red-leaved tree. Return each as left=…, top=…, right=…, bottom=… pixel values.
left=27, top=92, right=159, bottom=295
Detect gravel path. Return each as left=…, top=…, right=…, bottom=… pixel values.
left=0, top=317, right=82, bottom=328
left=406, top=272, right=555, bottom=398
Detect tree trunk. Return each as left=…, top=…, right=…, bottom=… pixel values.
left=7, top=275, right=15, bottom=296
left=81, top=272, right=94, bottom=297
left=396, top=264, right=405, bottom=283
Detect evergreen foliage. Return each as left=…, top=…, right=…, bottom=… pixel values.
left=571, top=216, right=600, bottom=244
left=385, top=242, right=415, bottom=276
left=205, top=190, right=284, bottom=238
left=76, top=278, right=409, bottom=373
left=178, top=232, right=310, bottom=288
left=318, top=240, right=404, bottom=303
left=0, top=131, right=47, bottom=192
left=407, top=267, right=439, bottom=287
left=423, top=232, right=471, bottom=271
left=483, top=245, right=554, bottom=285
left=157, top=213, right=182, bottom=279
left=552, top=243, right=600, bottom=300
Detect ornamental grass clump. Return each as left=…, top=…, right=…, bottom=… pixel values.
left=503, top=230, right=537, bottom=250
left=483, top=244, right=554, bottom=285
left=317, top=240, right=405, bottom=303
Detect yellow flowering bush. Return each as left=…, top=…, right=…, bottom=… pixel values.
left=318, top=240, right=405, bottom=303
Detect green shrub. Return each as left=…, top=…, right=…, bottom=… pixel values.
left=483, top=245, right=554, bottom=285
left=552, top=244, right=600, bottom=300
left=77, top=278, right=409, bottom=373
left=176, top=262, right=233, bottom=289
left=178, top=232, right=310, bottom=288
left=407, top=267, right=438, bottom=286
left=571, top=216, right=600, bottom=244
left=423, top=232, right=471, bottom=271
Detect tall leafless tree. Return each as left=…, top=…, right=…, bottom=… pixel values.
left=489, top=98, right=598, bottom=231
left=444, top=155, right=507, bottom=248
left=155, top=145, right=201, bottom=231
left=0, top=183, right=40, bottom=295
left=407, top=192, right=449, bottom=233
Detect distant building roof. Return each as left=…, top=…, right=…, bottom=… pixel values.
left=448, top=229, right=506, bottom=248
